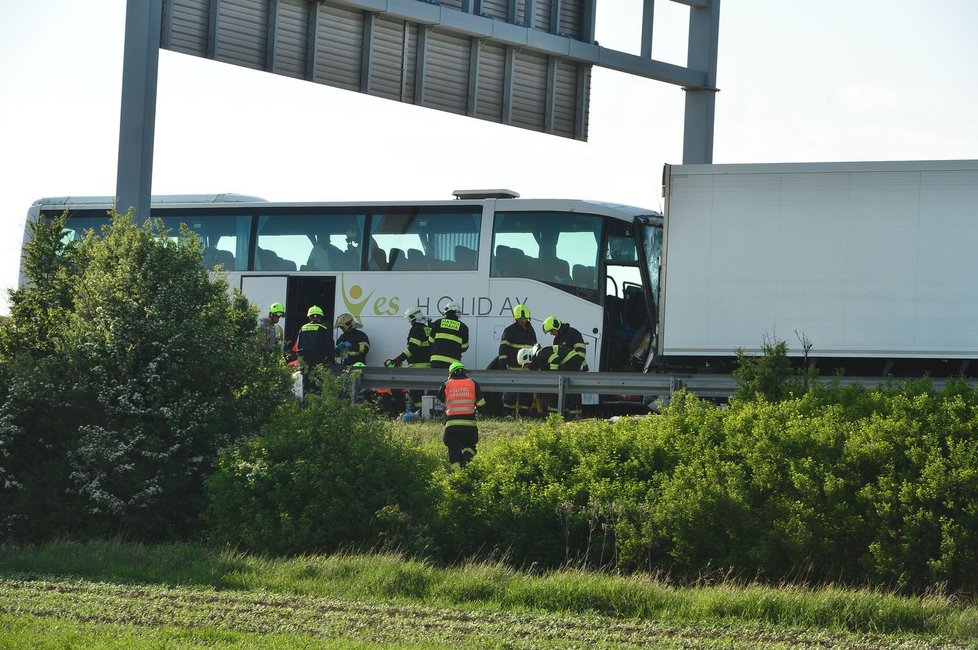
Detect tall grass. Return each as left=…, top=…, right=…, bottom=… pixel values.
left=1, top=539, right=975, bottom=642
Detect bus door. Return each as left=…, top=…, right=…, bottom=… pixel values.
left=285, top=276, right=337, bottom=345
left=604, top=266, right=652, bottom=371
left=241, top=274, right=290, bottom=335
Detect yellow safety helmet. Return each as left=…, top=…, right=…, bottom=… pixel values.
left=542, top=316, right=561, bottom=333
left=268, top=302, right=285, bottom=316
left=513, top=304, right=530, bottom=320
left=307, top=305, right=324, bottom=318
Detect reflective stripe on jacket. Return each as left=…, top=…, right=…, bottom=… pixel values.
left=428, top=317, right=469, bottom=366
left=403, top=321, right=433, bottom=367
left=498, top=321, right=538, bottom=369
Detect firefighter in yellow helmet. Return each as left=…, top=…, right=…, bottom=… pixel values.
left=496, top=303, right=537, bottom=417
left=259, top=302, right=286, bottom=355
left=542, top=315, right=586, bottom=355
left=517, top=343, right=588, bottom=418
left=292, top=305, right=335, bottom=394
left=436, top=362, right=486, bottom=468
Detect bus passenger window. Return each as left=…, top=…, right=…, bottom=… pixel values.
left=158, top=214, right=247, bottom=271
left=454, top=246, right=477, bottom=270
left=572, top=264, right=597, bottom=288
left=493, top=211, right=600, bottom=294
left=369, top=208, right=480, bottom=272
left=202, top=246, right=235, bottom=270
left=368, top=244, right=387, bottom=270
left=255, top=246, right=297, bottom=271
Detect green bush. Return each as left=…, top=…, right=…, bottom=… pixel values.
left=733, top=337, right=818, bottom=402
left=438, top=414, right=673, bottom=569
left=204, top=372, right=440, bottom=555
left=0, top=211, right=292, bottom=541
left=437, top=383, right=978, bottom=593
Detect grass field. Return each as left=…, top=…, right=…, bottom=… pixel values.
left=1, top=540, right=976, bottom=649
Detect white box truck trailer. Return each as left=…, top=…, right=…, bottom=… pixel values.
left=658, top=159, right=978, bottom=375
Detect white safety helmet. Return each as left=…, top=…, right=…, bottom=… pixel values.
left=403, top=306, right=425, bottom=323
left=442, top=300, right=461, bottom=315
left=517, top=346, right=536, bottom=367
left=335, top=312, right=358, bottom=331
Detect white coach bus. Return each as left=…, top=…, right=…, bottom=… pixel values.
left=23, top=190, right=662, bottom=374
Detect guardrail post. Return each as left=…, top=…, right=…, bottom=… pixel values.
left=350, top=374, right=361, bottom=404
left=557, top=373, right=567, bottom=415
left=666, top=377, right=684, bottom=406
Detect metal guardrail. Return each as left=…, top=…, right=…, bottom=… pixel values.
left=352, top=368, right=978, bottom=414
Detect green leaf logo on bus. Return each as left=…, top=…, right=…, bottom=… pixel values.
left=340, top=274, right=398, bottom=319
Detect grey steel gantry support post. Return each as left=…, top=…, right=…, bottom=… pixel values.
left=681, top=0, right=720, bottom=164
left=116, top=0, right=163, bottom=221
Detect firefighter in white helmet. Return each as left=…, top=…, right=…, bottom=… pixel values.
left=427, top=300, right=468, bottom=369
left=334, top=312, right=370, bottom=366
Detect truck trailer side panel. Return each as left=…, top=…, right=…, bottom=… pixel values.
left=661, top=160, right=978, bottom=359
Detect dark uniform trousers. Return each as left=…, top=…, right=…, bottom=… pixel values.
left=498, top=321, right=537, bottom=417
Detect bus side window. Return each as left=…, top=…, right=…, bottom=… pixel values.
left=573, top=264, right=597, bottom=289
left=493, top=245, right=514, bottom=276
left=388, top=247, right=405, bottom=271
left=369, top=245, right=387, bottom=271
left=454, top=246, right=477, bottom=270
left=546, top=257, right=571, bottom=283
left=202, top=247, right=235, bottom=270
left=256, top=247, right=297, bottom=271
left=305, top=240, right=336, bottom=270
left=404, top=248, right=427, bottom=270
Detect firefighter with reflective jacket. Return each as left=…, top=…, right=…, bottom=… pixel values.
left=496, top=304, right=537, bottom=417
left=335, top=312, right=370, bottom=366
left=436, top=362, right=486, bottom=468
left=542, top=316, right=586, bottom=355
left=292, top=305, right=335, bottom=394
left=517, top=343, right=589, bottom=417
left=428, top=300, right=469, bottom=368
left=385, top=306, right=434, bottom=410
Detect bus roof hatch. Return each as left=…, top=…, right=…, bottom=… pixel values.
left=452, top=189, right=520, bottom=200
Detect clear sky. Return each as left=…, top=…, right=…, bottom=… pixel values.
left=2, top=1, right=976, bottom=316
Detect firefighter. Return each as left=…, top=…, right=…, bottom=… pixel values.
left=349, top=362, right=398, bottom=416
left=542, top=316, right=587, bottom=355
left=436, top=362, right=486, bottom=469
left=259, top=302, right=286, bottom=355
left=517, top=343, right=589, bottom=417
left=428, top=300, right=469, bottom=368
left=293, top=305, right=335, bottom=394
left=496, top=303, right=537, bottom=417
left=335, top=312, right=370, bottom=366
left=385, top=306, right=433, bottom=410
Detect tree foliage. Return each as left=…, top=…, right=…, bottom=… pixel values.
left=436, top=382, right=978, bottom=594
left=733, top=336, right=816, bottom=402
left=205, top=371, right=439, bottom=555
left=0, top=211, right=292, bottom=540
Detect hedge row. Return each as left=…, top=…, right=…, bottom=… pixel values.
left=207, top=378, right=978, bottom=594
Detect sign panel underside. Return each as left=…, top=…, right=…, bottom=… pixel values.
left=162, top=0, right=590, bottom=140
